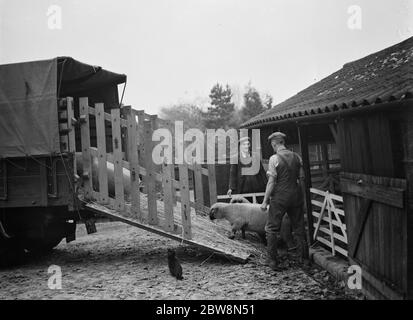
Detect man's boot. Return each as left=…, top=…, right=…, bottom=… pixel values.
left=281, top=215, right=296, bottom=251
left=296, top=236, right=310, bottom=265
left=266, top=233, right=283, bottom=271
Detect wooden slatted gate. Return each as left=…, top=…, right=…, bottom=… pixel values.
left=74, top=97, right=217, bottom=237
left=63, top=97, right=256, bottom=262
left=311, top=188, right=347, bottom=257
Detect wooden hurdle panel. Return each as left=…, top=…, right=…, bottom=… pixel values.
left=71, top=97, right=223, bottom=240
left=77, top=99, right=145, bottom=220
left=311, top=188, right=347, bottom=257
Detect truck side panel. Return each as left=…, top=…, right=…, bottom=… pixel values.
left=0, top=155, right=75, bottom=209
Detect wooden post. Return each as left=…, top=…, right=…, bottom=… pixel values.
left=329, top=123, right=339, bottom=145
left=135, top=110, right=145, bottom=137
left=143, top=119, right=158, bottom=225
left=162, top=157, right=175, bottom=233
left=111, top=108, right=125, bottom=211
left=321, top=143, right=329, bottom=178
left=298, top=124, right=314, bottom=244
left=66, top=97, right=77, bottom=174
left=165, top=120, right=176, bottom=206
left=179, top=163, right=192, bottom=239
left=193, top=162, right=204, bottom=210
left=95, top=103, right=109, bottom=204
left=79, top=97, right=93, bottom=199
left=320, top=143, right=333, bottom=192
left=207, top=164, right=217, bottom=206
left=125, top=107, right=140, bottom=219
left=59, top=121, right=69, bottom=153
left=135, top=110, right=145, bottom=156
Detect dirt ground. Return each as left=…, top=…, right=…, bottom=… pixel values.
left=0, top=222, right=361, bottom=300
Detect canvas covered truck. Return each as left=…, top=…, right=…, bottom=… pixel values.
left=0, top=57, right=127, bottom=261
left=0, top=57, right=259, bottom=265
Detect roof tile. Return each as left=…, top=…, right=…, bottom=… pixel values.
left=242, top=36, right=413, bottom=127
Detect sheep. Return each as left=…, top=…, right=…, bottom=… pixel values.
left=209, top=202, right=268, bottom=243
left=210, top=197, right=296, bottom=249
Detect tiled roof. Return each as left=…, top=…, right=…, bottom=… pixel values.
left=242, top=36, right=413, bottom=128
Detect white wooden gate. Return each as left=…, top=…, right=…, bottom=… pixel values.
left=311, top=188, right=348, bottom=257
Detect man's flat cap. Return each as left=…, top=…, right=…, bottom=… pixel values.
left=268, top=132, right=286, bottom=141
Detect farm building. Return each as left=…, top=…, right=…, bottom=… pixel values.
left=240, top=36, right=413, bottom=299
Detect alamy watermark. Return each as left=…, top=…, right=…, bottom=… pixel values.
left=347, top=5, right=362, bottom=30
left=47, top=5, right=62, bottom=30
left=347, top=264, right=362, bottom=289
left=152, top=121, right=261, bottom=176
left=47, top=264, right=62, bottom=289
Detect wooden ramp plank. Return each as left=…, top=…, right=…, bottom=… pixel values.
left=82, top=194, right=258, bottom=263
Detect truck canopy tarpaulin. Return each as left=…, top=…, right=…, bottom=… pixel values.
left=57, top=57, right=126, bottom=97
left=0, top=57, right=126, bottom=158
left=0, top=58, right=59, bottom=158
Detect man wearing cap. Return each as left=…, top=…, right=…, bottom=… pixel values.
left=261, top=131, right=309, bottom=271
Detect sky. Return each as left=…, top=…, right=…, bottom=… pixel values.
left=0, top=0, right=412, bottom=114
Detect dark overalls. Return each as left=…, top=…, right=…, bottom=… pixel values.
left=265, top=148, right=308, bottom=262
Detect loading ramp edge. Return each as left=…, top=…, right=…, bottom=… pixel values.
left=84, top=202, right=251, bottom=263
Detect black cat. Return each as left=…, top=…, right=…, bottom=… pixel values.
left=167, top=248, right=183, bottom=280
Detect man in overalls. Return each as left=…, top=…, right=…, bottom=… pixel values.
left=261, top=132, right=309, bottom=271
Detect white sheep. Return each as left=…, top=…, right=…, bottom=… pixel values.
left=209, top=202, right=268, bottom=243
left=209, top=198, right=295, bottom=249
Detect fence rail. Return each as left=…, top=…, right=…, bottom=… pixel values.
left=217, top=192, right=265, bottom=203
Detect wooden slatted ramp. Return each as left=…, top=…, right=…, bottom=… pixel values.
left=82, top=194, right=261, bottom=263
left=64, top=97, right=263, bottom=263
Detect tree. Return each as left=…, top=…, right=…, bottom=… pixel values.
left=263, top=93, right=273, bottom=110
left=240, top=85, right=265, bottom=123
left=160, top=103, right=205, bottom=130
left=204, top=83, right=235, bottom=129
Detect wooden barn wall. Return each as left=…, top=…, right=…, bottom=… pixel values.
left=399, top=106, right=413, bottom=299
left=337, top=108, right=410, bottom=299
left=337, top=112, right=395, bottom=176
